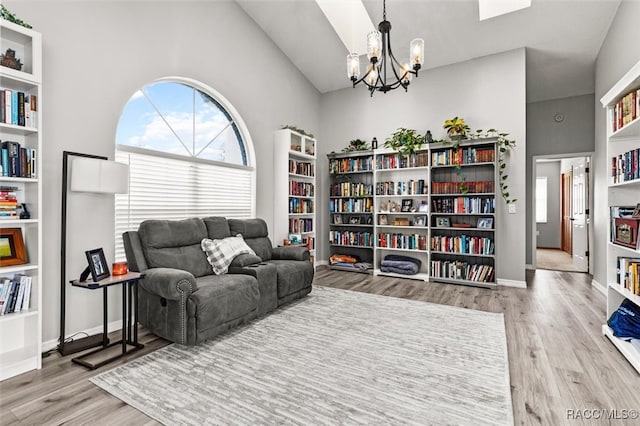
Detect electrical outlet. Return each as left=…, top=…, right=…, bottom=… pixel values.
left=508, top=204, right=516, bottom=214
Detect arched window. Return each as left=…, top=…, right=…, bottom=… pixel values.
left=114, top=78, right=256, bottom=260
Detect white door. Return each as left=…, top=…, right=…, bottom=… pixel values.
left=571, top=158, right=588, bottom=272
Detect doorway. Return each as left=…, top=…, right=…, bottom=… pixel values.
left=533, top=155, right=591, bottom=273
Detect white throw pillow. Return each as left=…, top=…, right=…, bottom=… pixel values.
left=201, top=234, right=256, bottom=275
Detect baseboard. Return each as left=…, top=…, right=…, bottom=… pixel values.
left=525, top=264, right=534, bottom=270
left=316, top=260, right=329, bottom=267
left=497, top=278, right=527, bottom=288
left=42, top=320, right=124, bottom=353
left=591, top=279, right=606, bottom=296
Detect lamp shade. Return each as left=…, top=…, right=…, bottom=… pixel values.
left=70, top=157, right=129, bottom=194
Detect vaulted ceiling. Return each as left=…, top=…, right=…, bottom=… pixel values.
left=237, top=0, right=621, bottom=102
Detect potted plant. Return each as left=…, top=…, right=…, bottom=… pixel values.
left=342, top=139, right=369, bottom=152
left=443, top=117, right=470, bottom=141
left=384, top=128, right=426, bottom=157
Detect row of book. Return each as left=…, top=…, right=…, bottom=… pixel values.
left=0, top=274, right=32, bottom=315
left=329, top=230, right=373, bottom=247
left=376, top=152, right=429, bottom=170
left=329, top=156, right=372, bottom=174
left=431, top=146, right=495, bottom=166
left=288, top=218, right=313, bottom=233
left=0, top=186, right=19, bottom=219
left=290, top=180, right=314, bottom=197
left=376, top=180, right=427, bottom=196
left=610, top=148, right=639, bottom=184
left=330, top=182, right=373, bottom=197
left=431, top=181, right=494, bottom=194
left=329, top=197, right=373, bottom=213
left=430, top=260, right=495, bottom=283
left=430, top=235, right=495, bottom=255
left=289, top=159, right=315, bottom=177
left=610, top=87, right=640, bottom=132
left=431, top=197, right=495, bottom=214
left=617, top=257, right=640, bottom=295
left=288, top=198, right=314, bottom=214
left=377, top=233, right=428, bottom=251
left=0, top=89, right=38, bottom=128
left=1, top=140, right=37, bottom=178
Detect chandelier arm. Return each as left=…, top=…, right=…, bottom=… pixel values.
left=352, top=63, right=379, bottom=89
left=385, top=33, right=406, bottom=85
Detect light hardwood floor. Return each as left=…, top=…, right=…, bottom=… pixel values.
left=1, top=267, right=638, bottom=425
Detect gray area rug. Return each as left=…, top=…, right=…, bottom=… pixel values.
left=91, top=286, right=513, bottom=425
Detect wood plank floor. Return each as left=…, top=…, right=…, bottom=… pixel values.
left=1, top=267, right=639, bottom=425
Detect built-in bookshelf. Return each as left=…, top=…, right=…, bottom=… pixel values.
left=327, top=150, right=374, bottom=273
left=0, top=20, right=42, bottom=381
left=274, top=129, right=316, bottom=264
left=601, top=59, right=640, bottom=374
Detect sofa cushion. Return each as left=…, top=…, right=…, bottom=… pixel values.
left=203, top=216, right=232, bottom=240
left=228, top=219, right=273, bottom=261
left=187, top=274, right=259, bottom=333
left=268, top=259, right=314, bottom=298
left=139, top=218, right=211, bottom=278
left=201, top=235, right=256, bottom=275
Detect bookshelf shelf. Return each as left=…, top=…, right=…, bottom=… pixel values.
left=431, top=251, right=495, bottom=258
left=601, top=59, right=640, bottom=373
left=275, top=129, right=316, bottom=266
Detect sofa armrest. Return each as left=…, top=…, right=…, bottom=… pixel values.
left=140, top=268, right=198, bottom=301
left=271, top=246, right=310, bottom=261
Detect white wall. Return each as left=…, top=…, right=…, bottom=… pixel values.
left=594, top=0, right=640, bottom=287
left=319, top=49, right=527, bottom=283
left=5, top=0, right=320, bottom=345
left=535, top=161, right=561, bottom=249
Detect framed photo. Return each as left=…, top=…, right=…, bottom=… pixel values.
left=401, top=199, right=413, bottom=212
left=0, top=228, right=27, bottom=267
left=85, top=248, right=110, bottom=282
left=632, top=203, right=640, bottom=219
left=435, top=217, right=450, bottom=228
left=366, top=215, right=373, bottom=225
left=477, top=218, right=494, bottom=229
left=418, top=202, right=429, bottom=212
left=379, top=214, right=388, bottom=225
left=349, top=216, right=361, bottom=224
left=414, top=215, right=427, bottom=227
left=334, top=214, right=343, bottom=224
left=289, top=233, right=302, bottom=244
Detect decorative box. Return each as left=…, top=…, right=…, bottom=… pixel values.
left=614, top=218, right=639, bottom=249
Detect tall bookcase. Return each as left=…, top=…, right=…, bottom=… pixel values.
left=273, top=129, right=316, bottom=264
left=327, top=150, right=374, bottom=273
left=0, top=21, right=42, bottom=381
left=600, top=59, right=640, bottom=373
left=326, top=140, right=499, bottom=288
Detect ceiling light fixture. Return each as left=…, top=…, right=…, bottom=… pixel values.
left=347, top=0, right=424, bottom=96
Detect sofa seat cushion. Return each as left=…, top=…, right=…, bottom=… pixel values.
left=187, top=274, right=259, bottom=333
left=268, top=260, right=314, bottom=298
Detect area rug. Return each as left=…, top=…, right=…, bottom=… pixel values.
left=90, top=286, right=513, bottom=425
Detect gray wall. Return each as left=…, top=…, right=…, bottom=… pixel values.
left=535, top=161, right=561, bottom=248
left=6, top=0, right=321, bottom=346
left=525, top=94, right=594, bottom=264
left=594, top=0, right=640, bottom=287
left=319, top=49, right=527, bottom=283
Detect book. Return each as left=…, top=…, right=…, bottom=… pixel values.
left=14, top=275, right=27, bottom=312
left=21, top=276, right=31, bottom=311
left=17, top=91, right=25, bottom=126
left=1, top=141, right=20, bottom=177
left=4, top=89, right=11, bottom=125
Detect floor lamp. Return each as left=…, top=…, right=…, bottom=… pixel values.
left=58, top=151, right=129, bottom=356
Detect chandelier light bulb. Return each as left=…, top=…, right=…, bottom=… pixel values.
left=410, top=38, right=424, bottom=67
left=367, top=30, right=382, bottom=61
left=400, top=59, right=412, bottom=84
left=367, top=65, right=378, bottom=86
left=347, top=53, right=360, bottom=79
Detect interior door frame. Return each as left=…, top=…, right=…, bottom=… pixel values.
left=531, top=152, right=594, bottom=273
left=561, top=170, right=572, bottom=254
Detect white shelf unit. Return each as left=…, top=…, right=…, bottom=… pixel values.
left=273, top=129, right=316, bottom=265
left=373, top=147, right=431, bottom=281
left=600, top=59, right=640, bottom=374
left=0, top=21, right=42, bottom=381
left=327, top=150, right=374, bottom=274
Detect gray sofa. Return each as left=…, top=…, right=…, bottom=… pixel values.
left=123, top=217, right=314, bottom=345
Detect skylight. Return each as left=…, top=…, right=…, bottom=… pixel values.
left=315, top=0, right=374, bottom=54
left=478, top=0, right=531, bottom=21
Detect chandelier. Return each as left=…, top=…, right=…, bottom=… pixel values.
left=347, top=0, right=424, bottom=96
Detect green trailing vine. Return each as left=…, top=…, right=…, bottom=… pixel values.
left=384, top=128, right=426, bottom=157
left=281, top=124, right=314, bottom=138
left=0, top=5, right=32, bottom=29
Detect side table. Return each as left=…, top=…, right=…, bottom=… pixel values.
left=69, top=271, right=145, bottom=369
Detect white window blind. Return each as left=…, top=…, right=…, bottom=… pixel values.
left=535, top=176, right=547, bottom=223
left=114, top=148, right=255, bottom=261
